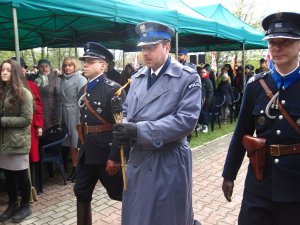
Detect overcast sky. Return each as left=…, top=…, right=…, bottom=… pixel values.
left=183, top=0, right=300, bottom=19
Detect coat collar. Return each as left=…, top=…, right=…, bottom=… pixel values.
left=131, top=58, right=184, bottom=117
left=133, top=57, right=183, bottom=79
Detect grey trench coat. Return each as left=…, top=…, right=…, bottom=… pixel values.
left=61, top=71, right=87, bottom=148
left=122, top=58, right=202, bottom=225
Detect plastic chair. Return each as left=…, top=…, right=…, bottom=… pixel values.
left=229, top=90, right=241, bottom=123
left=37, top=124, right=68, bottom=193
left=210, top=93, right=226, bottom=131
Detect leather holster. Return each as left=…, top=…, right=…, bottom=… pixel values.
left=242, top=135, right=266, bottom=181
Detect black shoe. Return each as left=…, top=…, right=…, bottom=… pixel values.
left=71, top=169, right=76, bottom=183
left=67, top=167, right=76, bottom=181
left=11, top=204, right=32, bottom=223
left=194, top=219, right=202, bottom=225
left=0, top=202, right=18, bottom=222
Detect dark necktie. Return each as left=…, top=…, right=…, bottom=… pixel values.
left=148, top=73, right=156, bottom=89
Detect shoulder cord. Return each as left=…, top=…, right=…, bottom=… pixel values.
left=259, top=78, right=300, bottom=135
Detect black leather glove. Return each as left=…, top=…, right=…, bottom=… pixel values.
left=222, top=179, right=234, bottom=202
left=113, top=122, right=137, bottom=145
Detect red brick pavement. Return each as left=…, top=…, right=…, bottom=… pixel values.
left=0, top=134, right=247, bottom=225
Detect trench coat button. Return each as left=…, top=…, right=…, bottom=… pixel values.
left=274, top=159, right=279, bottom=164
left=279, top=115, right=283, bottom=120
left=281, top=100, right=286, bottom=105
left=134, top=163, right=138, bottom=168
left=149, top=167, right=152, bottom=171
left=276, top=130, right=281, bottom=135
left=155, top=140, right=160, bottom=145
left=260, top=110, right=264, bottom=114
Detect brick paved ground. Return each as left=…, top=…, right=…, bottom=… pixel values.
left=0, top=134, right=247, bottom=225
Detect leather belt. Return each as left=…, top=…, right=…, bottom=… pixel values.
left=84, top=124, right=112, bottom=134
left=267, top=143, right=300, bottom=156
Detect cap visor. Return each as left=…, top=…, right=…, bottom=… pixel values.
left=263, top=34, right=300, bottom=40
left=79, top=55, right=105, bottom=61
left=137, top=40, right=162, bottom=47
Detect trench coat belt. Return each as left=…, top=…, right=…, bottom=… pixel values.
left=267, top=143, right=300, bottom=156
left=84, top=124, right=112, bottom=134
left=62, top=102, right=78, bottom=107
left=136, top=138, right=187, bottom=151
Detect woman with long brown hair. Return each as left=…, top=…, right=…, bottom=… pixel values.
left=0, top=59, right=33, bottom=223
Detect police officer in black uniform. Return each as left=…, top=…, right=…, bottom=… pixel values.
left=222, top=12, right=300, bottom=225
left=178, top=48, right=197, bottom=71
left=74, top=42, right=125, bottom=225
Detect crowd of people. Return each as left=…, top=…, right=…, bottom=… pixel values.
left=0, top=10, right=298, bottom=225
left=179, top=53, right=270, bottom=135
left=0, top=53, right=135, bottom=223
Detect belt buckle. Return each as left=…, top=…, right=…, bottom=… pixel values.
left=270, top=145, right=280, bottom=156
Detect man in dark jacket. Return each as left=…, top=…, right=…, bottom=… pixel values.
left=75, top=42, right=126, bottom=225
left=178, top=47, right=197, bottom=71
left=197, top=67, right=213, bottom=133
left=222, top=12, right=300, bottom=225
left=255, top=58, right=269, bottom=74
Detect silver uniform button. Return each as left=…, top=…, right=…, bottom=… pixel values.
left=274, top=159, right=279, bottom=164
left=87, top=94, right=90, bottom=97
left=276, top=130, right=281, bottom=135
left=281, top=100, right=285, bottom=105
left=260, top=110, right=264, bottom=114
left=84, top=115, right=87, bottom=118
left=278, top=115, right=283, bottom=120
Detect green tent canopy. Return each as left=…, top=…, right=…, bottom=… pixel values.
left=130, top=0, right=267, bottom=51
left=192, top=3, right=267, bottom=50
left=0, top=0, right=267, bottom=52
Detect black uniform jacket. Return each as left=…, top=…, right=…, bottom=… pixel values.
left=222, top=67, right=300, bottom=202
left=78, top=74, right=126, bottom=165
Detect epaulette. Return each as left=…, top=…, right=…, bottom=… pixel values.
left=104, top=79, right=116, bottom=87
left=247, top=71, right=270, bottom=84
left=133, top=66, right=147, bottom=77
left=183, top=65, right=196, bottom=74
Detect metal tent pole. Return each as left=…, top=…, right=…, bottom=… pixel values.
left=123, top=51, right=125, bottom=69
left=242, top=43, right=246, bottom=91
left=12, top=7, right=20, bottom=63
left=175, top=31, right=178, bottom=58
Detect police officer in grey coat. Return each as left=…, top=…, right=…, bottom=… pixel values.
left=113, top=22, right=202, bottom=225
left=222, top=12, right=300, bottom=225
left=178, top=47, right=197, bottom=71
left=75, top=42, right=125, bottom=225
